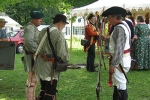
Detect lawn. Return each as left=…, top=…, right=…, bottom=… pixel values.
left=0, top=40, right=150, bottom=100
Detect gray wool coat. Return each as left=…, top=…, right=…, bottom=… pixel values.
left=34, top=24, right=70, bottom=81
left=23, top=22, right=39, bottom=72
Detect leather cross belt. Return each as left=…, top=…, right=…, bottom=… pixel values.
left=39, top=54, right=54, bottom=62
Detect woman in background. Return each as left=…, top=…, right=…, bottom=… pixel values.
left=132, top=15, right=150, bottom=70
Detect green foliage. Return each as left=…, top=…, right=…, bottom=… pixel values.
left=1, top=0, right=98, bottom=26
left=64, top=0, right=98, bottom=8
left=69, top=15, right=77, bottom=23
left=5, top=2, right=37, bottom=25
left=4, top=1, right=62, bottom=26
left=1, top=0, right=98, bottom=12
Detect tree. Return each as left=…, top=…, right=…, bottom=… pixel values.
left=1, top=0, right=97, bottom=12
left=5, top=1, right=62, bottom=26
left=1, top=0, right=98, bottom=26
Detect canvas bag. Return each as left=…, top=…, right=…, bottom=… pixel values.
left=46, top=27, right=68, bottom=72
left=81, top=39, right=90, bottom=46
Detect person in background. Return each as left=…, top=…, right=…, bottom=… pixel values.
left=126, top=10, right=135, bottom=26
left=145, top=12, right=150, bottom=29
left=107, top=11, right=134, bottom=86
left=0, top=18, right=8, bottom=80
left=0, top=18, right=8, bottom=42
left=34, top=14, right=69, bottom=100
left=125, top=10, right=134, bottom=39
left=102, top=6, right=131, bottom=100
left=84, top=13, right=99, bottom=72
left=23, top=11, right=43, bottom=100
left=132, top=15, right=150, bottom=70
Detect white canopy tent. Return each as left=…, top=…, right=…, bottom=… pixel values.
left=69, top=0, right=150, bottom=52
left=71, top=0, right=150, bottom=17
left=0, top=16, right=22, bottom=33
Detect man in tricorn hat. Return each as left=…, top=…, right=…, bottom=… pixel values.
left=0, top=18, right=8, bottom=42
left=102, top=6, right=131, bottom=100
left=23, top=10, right=43, bottom=100
left=34, top=14, right=69, bottom=100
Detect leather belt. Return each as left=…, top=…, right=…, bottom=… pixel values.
left=39, top=54, right=54, bottom=62
left=25, top=49, right=33, bottom=55
left=117, top=65, right=123, bottom=72
left=124, top=49, right=130, bottom=54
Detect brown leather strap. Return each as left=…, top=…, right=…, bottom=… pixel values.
left=39, top=54, right=55, bottom=85
left=45, top=93, right=55, bottom=100
left=117, top=65, right=123, bottom=72
left=0, top=64, right=4, bottom=67
left=25, top=49, right=34, bottom=55
left=50, top=64, right=54, bottom=85
left=40, top=54, right=54, bottom=62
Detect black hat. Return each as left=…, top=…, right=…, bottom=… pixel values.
left=30, top=11, right=44, bottom=19
left=126, top=11, right=132, bottom=16
left=102, top=6, right=127, bottom=17
left=52, top=14, right=69, bottom=24
left=87, top=13, right=95, bottom=20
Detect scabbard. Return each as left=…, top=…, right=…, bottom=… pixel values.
left=119, top=64, right=129, bottom=83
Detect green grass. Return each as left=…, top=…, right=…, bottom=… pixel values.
left=1, top=42, right=150, bottom=99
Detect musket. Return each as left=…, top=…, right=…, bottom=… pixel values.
left=96, top=37, right=102, bottom=100
left=96, top=17, right=106, bottom=70
left=96, top=75, right=100, bottom=100
left=101, top=50, right=106, bottom=70
left=96, top=15, right=105, bottom=100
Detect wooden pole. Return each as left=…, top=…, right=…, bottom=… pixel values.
left=70, top=19, right=73, bottom=53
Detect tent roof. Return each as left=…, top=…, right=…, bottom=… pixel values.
left=71, top=0, right=150, bottom=17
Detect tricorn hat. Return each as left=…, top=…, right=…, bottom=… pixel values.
left=52, top=14, right=69, bottom=24
left=0, top=18, right=7, bottom=23
left=87, top=13, right=95, bottom=20
left=126, top=10, right=132, bottom=16
left=30, top=11, right=44, bottom=19
left=102, top=6, right=127, bottom=17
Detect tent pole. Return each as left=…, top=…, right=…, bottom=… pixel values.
left=70, top=18, right=73, bottom=53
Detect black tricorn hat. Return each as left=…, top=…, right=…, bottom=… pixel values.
left=52, top=14, right=69, bottom=24
left=30, top=11, right=44, bottom=19
left=87, top=13, right=95, bottom=20
left=126, top=11, right=132, bottom=15
left=102, top=6, right=127, bottom=17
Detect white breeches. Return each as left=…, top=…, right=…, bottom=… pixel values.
left=112, top=68, right=129, bottom=90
